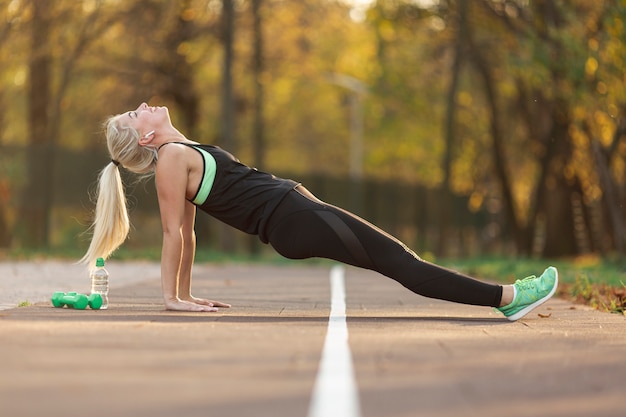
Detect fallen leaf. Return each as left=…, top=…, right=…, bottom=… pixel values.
left=538, top=313, right=552, bottom=318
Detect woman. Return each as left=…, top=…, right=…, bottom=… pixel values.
left=81, top=103, right=558, bottom=320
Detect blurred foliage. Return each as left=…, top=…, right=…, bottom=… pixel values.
left=0, top=0, right=624, bottom=259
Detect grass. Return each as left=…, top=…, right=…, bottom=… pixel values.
left=440, top=255, right=625, bottom=286
left=440, top=255, right=626, bottom=315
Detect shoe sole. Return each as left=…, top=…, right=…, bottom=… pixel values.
left=506, top=267, right=559, bottom=322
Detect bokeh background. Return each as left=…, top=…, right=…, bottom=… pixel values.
left=1, top=0, right=624, bottom=261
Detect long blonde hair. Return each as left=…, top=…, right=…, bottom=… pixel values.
left=80, top=114, right=158, bottom=269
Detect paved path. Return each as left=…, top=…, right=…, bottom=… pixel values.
left=0, top=260, right=161, bottom=310
left=0, top=262, right=624, bottom=417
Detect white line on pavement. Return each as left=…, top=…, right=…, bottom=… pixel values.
left=308, top=265, right=361, bottom=417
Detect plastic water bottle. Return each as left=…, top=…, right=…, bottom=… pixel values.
left=90, top=257, right=109, bottom=309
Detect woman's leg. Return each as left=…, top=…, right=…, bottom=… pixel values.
left=267, top=188, right=503, bottom=307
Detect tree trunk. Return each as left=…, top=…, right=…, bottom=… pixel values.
left=0, top=85, right=10, bottom=247
left=588, top=122, right=626, bottom=258
left=219, top=0, right=236, bottom=252
left=438, top=0, right=467, bottom=257
left=466, top=22, right=524, bottom=254
left=157, top=0, right=210, bottom=246
left=540, top=102, right=578, bottom=257
left=220, top=0, right=235, bottom=151
left=161, top=0, right=200, bottom=137
left=21, top=0, right=53, bottom=248
left=252, top=0, right=265, bottom=170
left=248, top=0, right=265, bottom=255
left=513, top=80, right=553, bottom=255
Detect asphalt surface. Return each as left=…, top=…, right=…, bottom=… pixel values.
left=0, top=262, right=624, bottom=417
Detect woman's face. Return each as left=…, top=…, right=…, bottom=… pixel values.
left=124, top=102, right=171, bottom=136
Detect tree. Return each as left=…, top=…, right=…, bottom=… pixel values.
left=456, top=0, right=623, bottom=257
left=219, top=0, right=237, bottom=251
left=20, top=0, right=53, bottom=248
left=438, top=0, right=468, bottom=256
left=220, top=0, right=236, bottom=151
left=19, top=0, right=111, bottom=248
left=251, top=0, right=265, bottom=170
left=0, top=0, right=20, bottom=248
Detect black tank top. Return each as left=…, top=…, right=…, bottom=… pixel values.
left=172, top=142, right=299, bottom=243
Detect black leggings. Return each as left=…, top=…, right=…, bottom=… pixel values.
left=266, top=187, right=502, bottom=307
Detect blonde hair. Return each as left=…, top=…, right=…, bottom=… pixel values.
left=80, top=114, right=158, bottom=269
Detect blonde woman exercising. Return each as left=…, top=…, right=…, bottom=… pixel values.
left=81, top=103, right=558, bottom=320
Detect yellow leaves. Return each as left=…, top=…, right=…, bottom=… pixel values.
left=468, top=192, right=484, bottom=213
left=568, top=124, right=585, bottom=148
left=564, top=163, right=576, bottom=181
left=585, top=56, right=598, bottom=77
left=572, top=105, right=586, bottom=121
left=457, top=91, right=473, bottom=107
left=181, top=8, right=196, bottom=22
left=12, top=66, right=26, bottom=86
left=176, top=41, right=203, bottom=65
left=610, top=14, right=624, bottom=35
left=378, top=19, right=395, bottom=41
left=82, top=0, right=98, bottom=13
left=585, top=184, right=603, bottom=202
left=177, top=41, right=192, bottom=57
left=567, top=122, right=602, bottom=203
left=593, top=111, right=617, bottom=146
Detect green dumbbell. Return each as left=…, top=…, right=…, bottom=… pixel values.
left=51, top=292, right=103, bottom=310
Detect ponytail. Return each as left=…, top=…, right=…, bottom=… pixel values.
left=80, top=114, right=157, bottom=269
left=80, top=162, right=130, bottom=269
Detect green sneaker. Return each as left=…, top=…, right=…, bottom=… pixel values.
left=498, top=266, right=558, bottom=321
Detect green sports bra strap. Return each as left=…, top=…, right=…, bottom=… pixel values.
left=189, top=145, right=217, bottom=205
left=157, top=142, right=217, bottom=205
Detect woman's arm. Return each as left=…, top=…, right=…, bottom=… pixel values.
left=175, top=200, right=197, bottom=301
left=177, top=200, right=231, bottom=308
left=155, top=145, right=217, bottom=312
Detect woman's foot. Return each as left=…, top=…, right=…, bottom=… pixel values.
left=498, top=266, right=558, bottom=321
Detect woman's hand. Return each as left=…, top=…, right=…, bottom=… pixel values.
left=181, top=296, right=231, bottom=309
left=164, top=297, right=220, bottom=312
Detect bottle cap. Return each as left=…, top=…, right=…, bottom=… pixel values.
left=96, top=257, right=105, bottom=267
